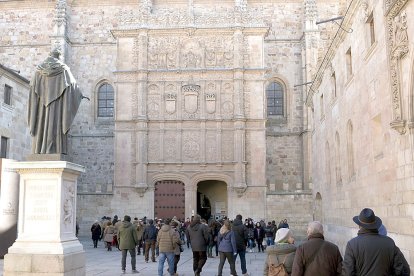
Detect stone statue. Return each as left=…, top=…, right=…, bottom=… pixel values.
left=28, top=48, right=89, bottom=155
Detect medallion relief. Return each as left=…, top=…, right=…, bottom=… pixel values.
left=183, top=132, right=200, bottom=160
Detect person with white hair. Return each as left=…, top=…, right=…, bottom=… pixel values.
left=291, top=221, right=342, bottom=276
left=263, top=228, right=296, bottom=275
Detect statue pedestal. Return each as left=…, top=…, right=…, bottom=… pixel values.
left=4, top=161, right=85, bottom=276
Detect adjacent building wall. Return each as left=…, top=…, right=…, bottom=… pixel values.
left=309, top=0, right=414, bottom=267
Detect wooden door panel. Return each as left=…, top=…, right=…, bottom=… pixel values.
left=154, top=180, right=185, bottom=221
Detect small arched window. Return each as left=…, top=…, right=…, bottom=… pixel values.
left=266, top=82, right=284, bottom=116
left=97, top=83, right=114, bottom=117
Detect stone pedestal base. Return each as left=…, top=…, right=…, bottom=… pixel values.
left=4, top=250, right=85, bottom=276
left=3, top=161, right=85, bottom=275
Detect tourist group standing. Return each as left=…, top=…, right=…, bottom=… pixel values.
left=87, top=208, right=410, bottom=275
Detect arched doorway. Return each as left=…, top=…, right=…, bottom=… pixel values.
left=154, top=180, right=185, bottom=220
left=197, top=180, right=227, bottom=221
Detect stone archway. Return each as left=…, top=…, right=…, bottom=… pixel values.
left=197, top=180, right=227, bottom=221
left=154, top=180, right=185, bottom=220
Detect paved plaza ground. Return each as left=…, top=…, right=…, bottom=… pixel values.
left=0, top=237, right=268, bottom=276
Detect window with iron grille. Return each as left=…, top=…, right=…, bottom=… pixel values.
left=1, top=136, right=8, bottom=158
left=4, top=84, right=12, bottom=105
left=266, top=82, right=284, bottom=116
left=97, top=83, right=114, bottom=117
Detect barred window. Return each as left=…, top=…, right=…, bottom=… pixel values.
left=97, top=83, right=114, bottom=117
left=4, top=84, right=12, bottom=105
left=1, top=136, right=8, bottom=158
left=266, top=82, right=284, bottom=116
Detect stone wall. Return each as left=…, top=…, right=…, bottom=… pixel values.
left=0, top=0, right=345, bottom=237
left=0, top=65, right=30, bottom=160
left=309, top=0, right=414, bottom=267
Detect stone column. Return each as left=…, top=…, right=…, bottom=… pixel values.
left=4, top=161, right=85, bottom=276
left=135, top=30, right=149, bottom=193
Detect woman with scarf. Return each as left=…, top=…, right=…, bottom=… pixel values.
left=217, top=220, right=238, bottom=276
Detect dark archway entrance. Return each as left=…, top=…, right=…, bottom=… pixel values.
left=154, top=180, right=185, bottom=221
left=197, top=180, right=227, bottom=221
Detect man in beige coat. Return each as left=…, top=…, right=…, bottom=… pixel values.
left=157, top=218, right=179, bottom=276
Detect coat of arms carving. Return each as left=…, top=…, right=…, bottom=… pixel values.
left=205, top=93, right=216, bottom=114
left=182, top=84, right=200, bottom=114
left=165, top=93, right=177, bottom=114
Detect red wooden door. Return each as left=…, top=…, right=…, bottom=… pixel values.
left=154, top=180, right=185, bottom=221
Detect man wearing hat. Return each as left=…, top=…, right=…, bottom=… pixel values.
left=343, top=208, right=406, bottom=275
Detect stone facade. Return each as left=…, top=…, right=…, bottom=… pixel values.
left=0, top=0, right=351, bottom=242
left=0, top=64, right=30, bottom=160
left=308, top=0, right=414, bottom=267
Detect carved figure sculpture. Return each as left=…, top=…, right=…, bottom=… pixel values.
left=28, top=47, right=88, bottom=154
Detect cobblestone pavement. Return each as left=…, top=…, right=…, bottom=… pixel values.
left=1, top=237, right=268, bottom=276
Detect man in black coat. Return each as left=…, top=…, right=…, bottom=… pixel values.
left=186, top=214, right=209, bottom=276
left=232, top=214, right=250, bottom=276
left=343, top=208, right=409, bottom=276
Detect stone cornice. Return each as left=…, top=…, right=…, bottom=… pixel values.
left=111, top=26, right=268, bottom=39
left=0, top=64, right=30, bottom=85
left=305, top=0, right=360, bottom=107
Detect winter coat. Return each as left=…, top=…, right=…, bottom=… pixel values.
left=172, top=227, right=184, bottom=255
left=291, top=233, right=342, bottom=276
left=157, top=224, right=179, bottom=253
left=217, top=230, right=237, bottom=253
left=232, top=218, right=248, bottom=251
left=264, top=225, right=275, bottom=238
left=264, top=243, right=296, bottom=276
left=254, top=226, right=265, bottom=241
left=343, top=228, right=406, bottom=276
left=143, top=224, right=158, bottom=241
left=118, top=221, right=139, bottom=250
left=91, top=223, right=101, bottom=240
left=136, top=223, right=145, bottom=240
left=104, top=225, right=116, bottom=243
left=186, top=220, right=209, bottom=251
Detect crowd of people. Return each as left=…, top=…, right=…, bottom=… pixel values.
left=89, top=208, right=410, bottom=276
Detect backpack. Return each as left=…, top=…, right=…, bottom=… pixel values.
left=268, top=255, right=289, bottom=276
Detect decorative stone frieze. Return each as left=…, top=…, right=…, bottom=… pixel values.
left=384, top=0, right=409, bottom=133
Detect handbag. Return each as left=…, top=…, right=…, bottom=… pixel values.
left=179, top=245, right=184, bottom=252
left=268, top=255, right=289, bottom=276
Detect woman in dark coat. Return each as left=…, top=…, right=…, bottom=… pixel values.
left=254, top=222, right=266, bottom=252
left=91, top=220, right=102, bottom=248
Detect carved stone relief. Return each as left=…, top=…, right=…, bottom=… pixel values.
left=221, top=82, right=234, bottom=118
left=164, top=132, right=177, bottom=161
left=206, top=131, right=217, bottom=162
left=116, top=6, right=266, bottom=28
left=182, top=132, right=200, bottom=161
left=384, top=0, right=409, bottom=134
left=222, top=131, right=234, bottom=161
left=148, top=132, right=160, bottom=161
left=181, top=39, right=203, bottom=68
left=182, top=83, right=201, bottom=119
left=63, top=183, right=75, bottom=226
left=147, top=84, right=160, bottom=119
